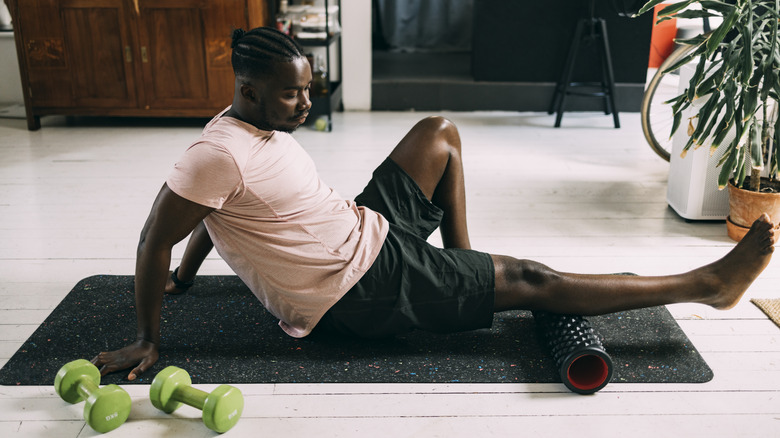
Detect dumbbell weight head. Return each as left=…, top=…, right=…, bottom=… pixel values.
left=150, top=366, right=192, bottom=413
left=150, top=366, right=243, bottom=433
left=54, top=359, right=132, bottom=433
left=203, top=384, right=244, bottom=433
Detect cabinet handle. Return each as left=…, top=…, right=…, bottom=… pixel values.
left=133, top=0, right=140, bottom=16
left=141, top=46, right=148, bottom=63
left=124, top=46, right=132, bottom=63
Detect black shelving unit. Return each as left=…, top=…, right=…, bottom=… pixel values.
left=292, top=0, right=342, bottom=131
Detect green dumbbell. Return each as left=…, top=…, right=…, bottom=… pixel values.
left=54, top=359, right=132, bottom=433
left=150, top=366, right=243, bottom=433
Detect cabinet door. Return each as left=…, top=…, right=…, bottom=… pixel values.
left=15, top=0, right=137, bottom=109
left=60, top=0, right=138, bottom=108
left=135, top=0, right=244, bottom=111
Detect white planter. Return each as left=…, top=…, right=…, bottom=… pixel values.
left=666, top=63, right=732, bottom=220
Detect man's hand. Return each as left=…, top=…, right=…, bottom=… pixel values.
left=91, top=339, right=159, bottom=381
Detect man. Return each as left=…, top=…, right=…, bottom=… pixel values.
left=92, top=27, right=776, bottom=380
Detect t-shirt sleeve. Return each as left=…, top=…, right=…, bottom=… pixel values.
left=166, top=141, right=242, bottom=209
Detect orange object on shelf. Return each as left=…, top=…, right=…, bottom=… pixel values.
left=648, top=4, right=677, bottom=68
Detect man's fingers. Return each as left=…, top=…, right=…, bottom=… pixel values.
left=128, top=363, right=144, bottom=381
left=89, top=342, right=158, bottom=380
left=91, top=353, right=114, bottom=376
left=90, top=352, right=108, bottom=366
left=128, top=360, right=152, bottom=381
left=98, top=364, right=113, bottom=377
left=91, top=352, right=128, bottom=377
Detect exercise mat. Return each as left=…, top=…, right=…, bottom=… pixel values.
left=0, top=275, right=713, bottom=386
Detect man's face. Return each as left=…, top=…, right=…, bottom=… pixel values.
left=251, top=57, right=313, bottom=133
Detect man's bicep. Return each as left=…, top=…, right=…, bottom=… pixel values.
left=140, top=184, right=216, bottom=249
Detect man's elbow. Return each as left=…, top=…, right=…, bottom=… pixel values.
left=136, top=235, right=147, bottom=258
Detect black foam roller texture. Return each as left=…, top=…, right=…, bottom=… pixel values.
left=532, top=311, right=614, bottom=394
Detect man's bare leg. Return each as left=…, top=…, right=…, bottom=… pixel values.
left=493, top=214, right=775, bottom=314
left=388, top=116, right=471, bottom=249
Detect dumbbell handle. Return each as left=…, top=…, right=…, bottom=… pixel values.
left=75, top=377, right=99, bottom=403
left=173, top=385, right=210, bottom=410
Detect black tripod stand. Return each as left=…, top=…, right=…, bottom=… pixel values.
left=548, top=0, right=620, bottom=128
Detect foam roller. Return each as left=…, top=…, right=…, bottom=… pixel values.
left=532, top=311, right=613, bottom=394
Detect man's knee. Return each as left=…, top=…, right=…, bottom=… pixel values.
left=492, top=255, right=561, bottom=311
left=421, top=115, right=454, bottom=129
left=494, top=255, right=558, bottom=290
left=417, top=116, right=459, bottom=143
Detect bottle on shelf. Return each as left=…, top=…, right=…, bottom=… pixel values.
left=275, top=0, right=292, bottom=36
left=311, top=54, right=329, bottom=98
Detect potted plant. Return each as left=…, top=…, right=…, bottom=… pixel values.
left=638, top=0, right=780, bottom=240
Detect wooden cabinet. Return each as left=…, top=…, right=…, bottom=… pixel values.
left=6, top=0, right=270, bottom=130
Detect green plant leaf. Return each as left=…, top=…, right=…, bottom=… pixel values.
left=760, top=5, right=778, bottom=102
left=700, top=97, right=727, bottom=142
left=699, top=0, right=738, bottom=14
left=761, top=59, right=774, bottom=102
left=737, top=114, right=754, bottom=149
left=734, top=148, right=747, bottom=187
left=636, top=0, right=675, bottom=16
left=718, top=146, right=738, bottom=189
left=707, top=81, right=737, bottom=151
left=665, top=92, right=685, bottom=108
left=711, top=116, right=734, bottom=151
left=717, top=139, right=736, bottom=167
left=674, top=10, right=719, bottom=19
left=692, top=94, right=719, bottom=142
left=662, top=43, right=708, bottom=74
left=773, top=114, right=780, bottom=176
left=675, top=33, right=711, bottom=46
left=681, top=131, right=697, bottom=158
left=707, top=9, right=740, bottom=56
left=696, top=62, right=726, bottom=96
left=750, top=120, right=764, bottom=169
left=735, top=147, right=747, bottom=187
left=658, top=0, right=697, bottom=18
left=723, top=80, right=737, bottom=119
left=743, top=83, right=760, bottom=120
left=740, top=21, right=755, bottom=84
left=692, top=53, right=708, bottom=92
left=671, top=111, right=684, bottom=139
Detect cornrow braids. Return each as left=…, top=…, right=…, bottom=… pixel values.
left=230, top=27, right=306, bottom=80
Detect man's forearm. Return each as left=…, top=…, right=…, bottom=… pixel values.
left=134, top=241, right=171, bottom=345
left=176, top=221, right=214, bottom=282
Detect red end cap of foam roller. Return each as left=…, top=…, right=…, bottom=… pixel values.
left=565, top=353, right=612, bottom=394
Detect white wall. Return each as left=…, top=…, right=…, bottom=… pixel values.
left=340, top=0, right=371, bottom=111
left=0, top=32, right=23, bottom=104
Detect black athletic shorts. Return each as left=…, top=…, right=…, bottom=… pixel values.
left=316, top=158, right=495, bottom=338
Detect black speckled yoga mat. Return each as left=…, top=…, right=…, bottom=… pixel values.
left=0, top=275, right=713, bottom=386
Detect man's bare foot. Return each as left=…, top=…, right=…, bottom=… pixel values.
left=698, top=213, right=775, bottom=310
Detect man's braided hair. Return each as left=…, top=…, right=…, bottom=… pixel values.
left=230, top=27, right=306, bottom=79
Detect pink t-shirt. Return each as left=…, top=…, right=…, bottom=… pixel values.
left=167, top=111, right=389, bottom=337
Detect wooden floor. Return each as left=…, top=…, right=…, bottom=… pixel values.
left=1, top=110, right=778, bottom=437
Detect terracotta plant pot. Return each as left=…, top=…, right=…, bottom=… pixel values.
left=727, top=179, right=780, bottom=241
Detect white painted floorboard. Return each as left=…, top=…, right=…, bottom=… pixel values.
left=1, top=110, right=778, bottom=437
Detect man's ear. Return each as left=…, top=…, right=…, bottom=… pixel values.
left=239, top=83, right=257, bottom=103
